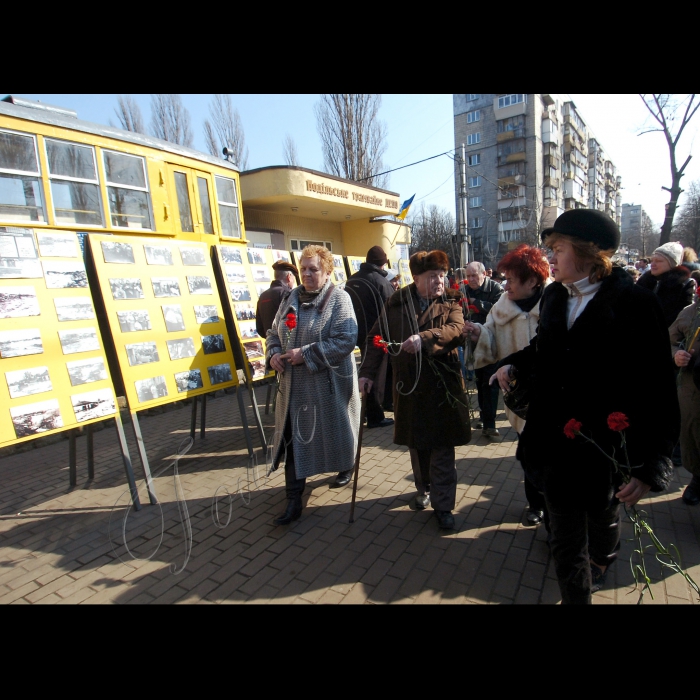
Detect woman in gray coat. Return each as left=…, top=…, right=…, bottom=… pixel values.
left=266, top=245, right=361, bottom=525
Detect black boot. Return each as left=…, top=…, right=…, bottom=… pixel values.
left=273, top=496, right=302, bottom=525
left=682, top=476, right=700, bottom=506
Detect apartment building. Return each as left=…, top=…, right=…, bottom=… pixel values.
left=453, top=94, right=622, bottom=264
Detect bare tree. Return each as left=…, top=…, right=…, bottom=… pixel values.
left=408, top=203, right=459, bottom=270
left=674, top=180, right=700, bottom=253
left=282, top=133, right=299, bottom=167
left=203, top=94, right=249, bottom=170
left=639, top=94, right=700, bottom=245
left=112, top=95, right=145, bottom=133
left=150, top=94, right=193, bottom=147
left=315, top=94, right=388, bottom=187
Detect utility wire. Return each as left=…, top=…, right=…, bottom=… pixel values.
left=356, top=150, right=454, bottom=182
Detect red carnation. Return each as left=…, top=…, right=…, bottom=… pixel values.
left=564, top=418, right=582, bottom=439
left=373, top=335, right=389, bottom=353
left=285, top=313, right=297, bottom=330
left=607, top=412, right=629, bottom=432
left=468, top=304, right=479, bottom=314
left=451, top=283, right=460, bottom=290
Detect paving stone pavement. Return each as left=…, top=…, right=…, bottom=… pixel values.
left=1, top=383, right=698, bottom=605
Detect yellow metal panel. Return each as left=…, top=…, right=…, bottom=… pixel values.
left=0, top=228, right=119, bottom=447
left=88, top=234, right=238, bottom=410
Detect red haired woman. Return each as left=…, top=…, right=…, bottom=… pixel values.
left=463, top=244, right=551, bottom=526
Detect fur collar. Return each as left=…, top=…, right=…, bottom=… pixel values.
left=387, top=283, right=460, bottom=309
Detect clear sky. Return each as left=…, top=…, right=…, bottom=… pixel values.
left=9, top=93, right=700, bottom=230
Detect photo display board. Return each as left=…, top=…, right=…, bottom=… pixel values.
left=213, top=245, right=292, bottom=383
left=346, top=256, right=364, bottom=279
left=88, top=234, right=238, bottom=410
left=0, top=227, right=118, bottom=447
left=397, top=258, right=413, bottom=288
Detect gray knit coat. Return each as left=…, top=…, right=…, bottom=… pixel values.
left=266, top=279, right=361, bottom=479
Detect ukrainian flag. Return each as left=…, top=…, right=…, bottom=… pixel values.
left=397, top=194, right=415, bottom=221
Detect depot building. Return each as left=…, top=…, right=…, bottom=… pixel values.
left=239, top=166, right=411, bottom=263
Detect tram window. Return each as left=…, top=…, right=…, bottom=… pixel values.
left=174, top=171, right=193, bottom=232
left=103, top=150, right=152, bottom=230
left=0, top=130, right=46, bottom=223
left=45, top=139, right=102, bottom=226
left=197, top=177, right=214, bottom=234
left=215, top=175, right=241, bottom=239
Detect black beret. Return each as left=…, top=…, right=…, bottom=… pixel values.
left=541, top=208, right=620, bottom=251
left=272, top=260, right=299, bottom=275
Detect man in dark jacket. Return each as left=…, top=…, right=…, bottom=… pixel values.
left=465, top=261, right=504, bottom=439
left=345, top=245, right=395, bottom=433
left=255, top=261, right=299, bottom=339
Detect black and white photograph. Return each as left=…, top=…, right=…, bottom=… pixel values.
left=230, top=284, right=251, bottom=302
left=244, top=340, right=264, bottom=359
left=238, top=321, right=260, bottom=339
left=37, top=232, right=77, bottom=258
left=59, top=328, right=100, bottom=355
left=125, top=341, right=160, bottom=366
left=66, top=357, right=108, bottom=386
left=54, top=297, right=95, bottom=322
left=144, top=245, right=174, bottom=266
left=255, top=284, right=268, bottom=298
left=109, top=277, right=144, bottom=299
left=235, top=304, right=256, bottom=321
left=166, top=337, right=196, bottom=360
left=334, top=270, right=346, bottom=282
left=151, top=277, right=181, bottom=298
left=251, top=266, right=271, bottom=283
left=333, top=255, right=343, bottom=269
left=71, top=388, right=116, bottom=422
left=0, top=257, right=42, bottom=279
left=135, top=375, right=168, bottom=403
left=194, top=305, right=219, bottom=324
left=247, top=248, right=265, bottom=265
left=0, top=287, right=40, bottom=318
left=187, top=275, right=212, bottom=295
left=221, top=246, right=243, bottom=265
left=225, top=267, right=247, bottom=284
left=202, top=334, right=226, bottom=355
left=43, top=261, right=88, bottom=289
left=10, top=399, right=63, bottom=438
left=101, top=240, right=136, bottom=264
left=272, top=250, right=291, bottom=263
left=350, top=259, right=362, bottom=272
left=116, top=310, right=151, bottom=333
left=0, top=328, right=43, bottom=358
left=174, top=369, right=203, bottom=393
left=207, top=363, right=233, bottom=385
left=249, top=358, right=267, bottom=380
left=162, top=305, right=186, bottom=332
left=5, top=366, right=52, bottom=399
left=179, top=246, right=206, bottom=266
left=0, top=228, right=37, bottom=258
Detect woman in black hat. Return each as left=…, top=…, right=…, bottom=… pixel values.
left=491, top=209, right=679, bottom=604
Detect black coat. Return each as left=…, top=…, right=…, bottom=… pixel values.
left=636, top=267, right=695, bottom=327
left=344, top=262, right=394, bottom=350
left=503, top=267, right=678, bottom=499
left=256, top=281, right=291, bottom=338
left=464, top=277, right=504, bottom=324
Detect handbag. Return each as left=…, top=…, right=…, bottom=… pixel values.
left=502, top=375, right=531, bottom=420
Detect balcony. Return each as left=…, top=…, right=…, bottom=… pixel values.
left=544, top=177, right=560, bottom=189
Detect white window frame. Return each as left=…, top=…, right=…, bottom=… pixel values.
left=0, top=128, right=46, bottom=224
left=102, top=148, right=153, bottom=230
left=215, top=175, right=241, bottom=239
left=469, top=196, right=483, bottom=208
left=470, top=217, right=482, bottom=229
left=290, top=239, right=333, bottom=252
left=467, top=94, right=481, bottom=101
left=467, top=110, right=480, bottom=124
left=467, top=154, right=481, bottom=166
left=468, top=176, right=481, bottom=188
left=44, top=137, right=104, bottom=228
left=467, top=132, right=481, bottom=145
left=498, top=94, right=527, bottom=109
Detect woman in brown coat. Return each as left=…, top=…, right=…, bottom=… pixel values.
left=670, top=288, right=700, bottom=505
left=358, top=250, right=471, bottom=530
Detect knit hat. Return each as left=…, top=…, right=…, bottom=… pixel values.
left=409, top=250, right=450, bottom=275
left=366, top=245, right=388, bottom=267
left=653, top=242, right=684, bottom=268
left=541, top=208, right=620, bottom=251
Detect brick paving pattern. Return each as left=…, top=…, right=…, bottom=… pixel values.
left=1, top=384, right=698, bottom=604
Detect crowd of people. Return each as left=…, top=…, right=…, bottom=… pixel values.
left=262, top=209, right=697, bottom=605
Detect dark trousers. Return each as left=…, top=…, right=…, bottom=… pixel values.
left=283, top=417, right=305, bottom=500
left=409, top=446, right=457, bottom=512
left=544, top=489, right=621, bottom=605
left=366, top=387, right=385, bottom=426
left=475, top=364, right=499, bottom=429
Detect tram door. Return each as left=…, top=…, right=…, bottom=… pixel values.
left=167, top=165, right=217, bottom=239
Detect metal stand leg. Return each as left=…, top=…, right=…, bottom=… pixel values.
left=190, top=396, right=198, bottom=440
left=130, top=410, right=158, bottom=505
left=86, top=424, right=94, bottom=480
left=265, top=382, right=272, bottom=415
left=236, top=386, right=255, bottom=458
left=114, top=412, right=141, bottom=511
left=68, top=430, right=77, bottom=487
left=201, top=393, right=207, bottom=439
left=246, top=380, right=267, bottom=451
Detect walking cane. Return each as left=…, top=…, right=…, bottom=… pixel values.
left=349, top=386, right=368, bottom=524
